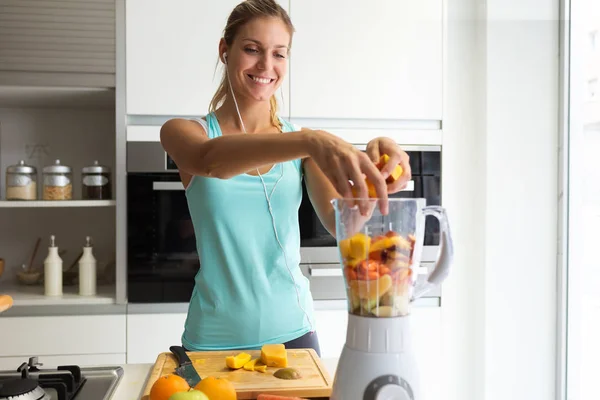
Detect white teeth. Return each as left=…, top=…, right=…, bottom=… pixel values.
left=251, top=75, right=272, bottom=84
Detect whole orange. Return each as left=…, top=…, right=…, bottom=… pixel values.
left=149, top=374, right=190, bottom=400
left=194, top=376, right=237, bottom=400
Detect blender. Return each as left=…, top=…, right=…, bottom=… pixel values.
left=330, top=198, right=453, bottom=400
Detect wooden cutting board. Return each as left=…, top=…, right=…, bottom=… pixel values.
left=141, top=348, right=333, bottom=399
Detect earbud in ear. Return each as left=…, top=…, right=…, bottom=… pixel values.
left=223, top=52, right=228, bottom=64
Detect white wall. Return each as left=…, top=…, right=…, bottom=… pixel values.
left=443, top=0, right=559, bottom=399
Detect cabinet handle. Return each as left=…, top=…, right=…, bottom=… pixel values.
left=152, top=182, right=184, bottom=191
left=309, top=267, right=343, bottom=277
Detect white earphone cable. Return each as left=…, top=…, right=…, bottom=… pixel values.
left=224, top=58, right=314, bottom=333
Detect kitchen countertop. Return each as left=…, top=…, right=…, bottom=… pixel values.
left=110, top=358, right=340, bottom=400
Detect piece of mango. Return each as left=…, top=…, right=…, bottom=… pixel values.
left=254, top=364, right=267, bottom=373
left=349, top=274, right=393, bottom=303
left=377, top=154, right=404, bottom=183
left=339, top=233, right=371, bottom=262
left=243, top=358, right=259, bottom=371
left=225, top=352, right=252, bottom=369
left=261, top=344, right=288, bottom=368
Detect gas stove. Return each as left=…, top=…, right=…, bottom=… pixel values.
left=0, top=357, right=123, bottom=400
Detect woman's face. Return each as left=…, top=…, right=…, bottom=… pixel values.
left=223, top=17, right=291, bottom=103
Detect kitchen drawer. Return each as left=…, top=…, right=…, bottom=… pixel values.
left=0, top=354, right=126, bottom=371
left=0, top=315, right=126, bottom=357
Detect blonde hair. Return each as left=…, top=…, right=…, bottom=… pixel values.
left=209, top=0, right=294, bottom=130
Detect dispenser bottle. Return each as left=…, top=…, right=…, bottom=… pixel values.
left=44, top=235, right=63, bottom=296
left=79, top=236, right=97, bottom=296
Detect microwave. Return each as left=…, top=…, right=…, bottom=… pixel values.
left=125, top=141, right=442, bottom=303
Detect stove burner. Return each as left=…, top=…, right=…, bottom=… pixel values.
left=0, top=378, right=48, bottom=400
left=0, top=357, right=86, bottom=400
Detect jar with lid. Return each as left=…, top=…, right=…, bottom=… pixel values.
left=82, top=161, right=111, bottom=200
left=5, top=160, right=38, bottom=200
left=43, top=160, right=72, bottom=200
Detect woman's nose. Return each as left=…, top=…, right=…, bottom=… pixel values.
left=257, top=54, right=272, bottom=70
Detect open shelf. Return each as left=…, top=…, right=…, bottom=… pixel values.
left=1, top=283, right=116, bottom=306
left=0, top=200, right=116, bottom=208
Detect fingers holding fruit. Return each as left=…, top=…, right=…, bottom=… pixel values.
left=366, top=137, right=412, bottom=194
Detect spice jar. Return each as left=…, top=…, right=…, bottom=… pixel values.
left=5, top=160, right=37, bottom=200
left=82, top=160, right=111, bottom=200
left=43, top=160, right=72, bottom=200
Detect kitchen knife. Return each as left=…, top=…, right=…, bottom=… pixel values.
left=169, top=346, right=202, bottom=388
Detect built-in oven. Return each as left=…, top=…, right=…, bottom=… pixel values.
left=126, top=141, right=442, bottom=304
left=126, top=142, right=198, bottom=303
left=298, top=145, right=443, bottom=302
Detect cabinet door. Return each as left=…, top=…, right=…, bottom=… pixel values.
left=0, top=315, right=126, bottom=357
left=125, top=0, right=290, bottom=117
left=289, top=0, right=443, bottom=121
left=313, top=309, right=348, bottom=359
left=126, top=313, right=188, bottom=364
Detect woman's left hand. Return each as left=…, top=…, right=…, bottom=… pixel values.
left=365, top=137, right=412, bottom=194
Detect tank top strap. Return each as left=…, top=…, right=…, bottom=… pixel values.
left=204, top=112, right=222, bottom=139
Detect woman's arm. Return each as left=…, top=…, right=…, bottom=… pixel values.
left=160, top=118, right=314, bottom=179
left=161, top=118, right=389, bottom=214
left=303, top=156, right=341, bottom=237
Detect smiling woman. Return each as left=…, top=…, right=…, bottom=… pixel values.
left=158, top=0, right=412, bottom=354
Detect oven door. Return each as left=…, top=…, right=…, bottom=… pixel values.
left=126, top=172, right=199, bottom=303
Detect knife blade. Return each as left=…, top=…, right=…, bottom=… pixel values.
left=169, top=345, right=202, bottom=388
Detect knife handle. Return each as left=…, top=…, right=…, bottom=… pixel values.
left=170, top=345, right=192, bottom=364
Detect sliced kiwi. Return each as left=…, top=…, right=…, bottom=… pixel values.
left=273, top=367, right=302, bottom=380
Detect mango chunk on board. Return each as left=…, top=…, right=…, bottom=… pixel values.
left=261, top=344, right=288, bottom=368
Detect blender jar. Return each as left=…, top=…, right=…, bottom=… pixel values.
left=332, top=198, right=453, bottom=318
left=5, top=160, right=37, bottom=200
left=43, top=160, right=73, bottom=200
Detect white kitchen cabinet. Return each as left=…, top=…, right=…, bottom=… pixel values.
left=0, top=0, right=116, bottom=87
left=0, top=315, right=126, bottom=357
left=313, top=309, right=348, bottom=359
left=126, top=313, right=188, bottom=364
left=125, top=0, right=291, bottom=117
left=289, top=0, right=443, bottom=121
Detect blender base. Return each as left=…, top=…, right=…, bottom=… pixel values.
left=330, top=314, right=421, bottom=400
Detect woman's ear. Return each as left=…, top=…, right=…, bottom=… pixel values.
left=218, top=38, right=228, bottom=64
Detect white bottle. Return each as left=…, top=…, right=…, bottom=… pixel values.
left=44, top=235, right=63, bottom=296
left=79, top=236, right=97, bottom=296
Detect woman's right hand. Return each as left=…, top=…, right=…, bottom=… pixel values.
left=306, top=129, right=389, bottom=215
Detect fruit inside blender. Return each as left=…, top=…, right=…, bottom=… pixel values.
left=339, top=230, right=416, bottom=317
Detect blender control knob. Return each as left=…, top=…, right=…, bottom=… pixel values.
left=374, top=384, right=412, bottom=400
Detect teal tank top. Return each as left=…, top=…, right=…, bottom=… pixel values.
left=181, top=112, right=316, bottom=351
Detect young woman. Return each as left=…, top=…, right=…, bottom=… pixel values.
left=160, top=0, right=411, bottom=355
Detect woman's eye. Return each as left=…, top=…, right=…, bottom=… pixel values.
left=244, top=48, right=259, bottom=54
left=275, top=53, right=286, bottom=59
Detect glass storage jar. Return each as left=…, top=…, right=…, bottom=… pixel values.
left=81, top=160, right=111, bottom=200
left=43, top=160, right=72, bottom=200
left=5, top=160, right=37, bottom=200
